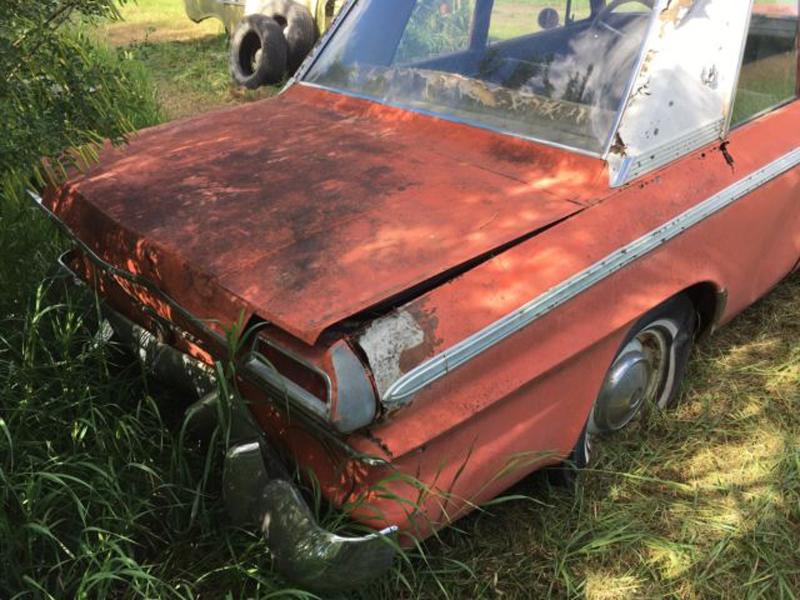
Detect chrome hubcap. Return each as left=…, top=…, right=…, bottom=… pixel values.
left=588, top=324, right=673, bottom=435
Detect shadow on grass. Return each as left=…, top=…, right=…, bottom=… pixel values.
left=120, top=33, right=279, bottom=120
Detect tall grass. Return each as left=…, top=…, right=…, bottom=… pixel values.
left=0, top=192, right=308, bottom=597
left=2, top=1, right=799, bottom=597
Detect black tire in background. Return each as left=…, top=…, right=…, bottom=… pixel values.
left=229, top=14, right=288, bottom=89
left=251, top=0, right=318, bottom=74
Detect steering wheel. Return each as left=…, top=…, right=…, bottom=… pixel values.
left=591, top=0, right=655, bottom=37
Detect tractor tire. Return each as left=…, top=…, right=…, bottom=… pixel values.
left=229, top=14, right=288, bottom=89
left=247, top=0, right=318, bottom=74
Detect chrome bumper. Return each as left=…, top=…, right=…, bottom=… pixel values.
left=52, top=251, right=398, bottom=593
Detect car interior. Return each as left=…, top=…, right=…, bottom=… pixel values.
left=404, top=4, right=651, bottom=106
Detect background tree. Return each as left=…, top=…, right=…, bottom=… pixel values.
left=0, top=0, right=160, bottom=310
left=0, top=0, right=160, bottom=187
left=0, top=4, right=176, bottom=598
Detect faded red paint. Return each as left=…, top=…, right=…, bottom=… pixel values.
left=251, top=98, right=800, bottom=540
left=48, top=76, right=800, bottom=542
left=46, top=85, right=605, bottom=346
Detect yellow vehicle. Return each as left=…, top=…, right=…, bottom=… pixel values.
left=184, top=0, right=344, bottom=87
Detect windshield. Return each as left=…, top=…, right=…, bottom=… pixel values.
left=303, top=0, right=654, bottom=155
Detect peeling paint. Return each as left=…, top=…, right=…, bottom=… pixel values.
left=357, top=304, right=445, bottom=413
left=659, top=0, right=695, bottom=27
left=607, top=0, right=753, bottom=186
left=610, top=132, right=628, bottom=157
left=398, top=305, right=442, bottom=374
left=358, top=309, right=426, bottom=403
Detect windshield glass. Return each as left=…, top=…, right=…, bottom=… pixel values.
left=303, top=0, right=655, bottom=154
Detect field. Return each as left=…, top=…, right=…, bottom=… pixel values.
left=94, top=0, right=276, bottom=119
left=2, top=1, right=799, bottom=598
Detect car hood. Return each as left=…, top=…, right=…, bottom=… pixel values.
left=46, top=85, right=609, bottom=345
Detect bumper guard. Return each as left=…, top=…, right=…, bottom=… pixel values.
left=51, top=247, right=398, bottom=593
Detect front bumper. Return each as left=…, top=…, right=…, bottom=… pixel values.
left=52, top=250, right=398, bottom=592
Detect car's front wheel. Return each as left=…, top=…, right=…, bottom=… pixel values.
left=556, top=295, right=696, bottom=482
left=588, top=295, right=696, bottom=436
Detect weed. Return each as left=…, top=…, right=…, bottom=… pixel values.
left=2, top=1, right=798, bottom=598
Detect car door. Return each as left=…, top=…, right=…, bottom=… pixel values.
left=724, top=1, right=800, bottom=292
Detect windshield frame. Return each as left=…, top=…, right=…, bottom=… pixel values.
left=295, top=0, right=659, bottom=159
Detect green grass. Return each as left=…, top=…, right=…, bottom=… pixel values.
left=5, top=199, right=797, bottom=599
left=489, top=0, right=594, bottom=40
left=94, top=0, right=277, bottom=120
left=733, top=51, right=798, bottom=126
left=2, top=1, right=799, bottom=598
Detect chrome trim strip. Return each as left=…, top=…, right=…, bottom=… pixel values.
left=255, top=337, right=333, bottom=403
left=242, top=354, right=330, bottom=421
left=610, top=119, right=725, bottom=187
left=383, top=147, right=800, bottom=406
left=601, top=5, right=663, bottom=157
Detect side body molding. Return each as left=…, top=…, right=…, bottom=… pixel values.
left=380, top=148, right=800, bottom=408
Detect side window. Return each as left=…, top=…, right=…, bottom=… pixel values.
left=395, top=0, right=477, bottom=63
left=489, top=1, right=593, bottom=42
left=731, top=2, right=798, bottom=126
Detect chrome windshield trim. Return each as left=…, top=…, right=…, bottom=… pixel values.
left=382, top=147, right=800, bottom=407
left=296, top=0, right=612, bottom=159
left=292, top=0, right=357, bottom=83
left=297, top=82, right=605, bottom=159
left=600, top=3, right=663, bottom=157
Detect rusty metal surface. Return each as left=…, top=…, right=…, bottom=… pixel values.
left=46, top=85, right=606, bottom=346
left=248, top=98, right=800, bottom=538
left=41, top=9, right=800, bottom=545
left=359, top=99, right=800, bottom=454
left=355, top=102, right=799, bottom=531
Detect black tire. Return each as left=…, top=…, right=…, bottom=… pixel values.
left=624, top=295, right=696, bottom=410
left=551, top=294, right=696, bottom=486
left=588, top=294, right=696, bottom=436
left=249, top=0, right=318, bottom=74
left=546, top=423, right=591, bottom=489
left=229, top=15, right=288, bottom=89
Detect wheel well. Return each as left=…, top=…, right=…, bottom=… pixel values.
left=683, top=281, right=726, bottom=341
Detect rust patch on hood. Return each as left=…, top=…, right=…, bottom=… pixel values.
left=47, top=85, right=607, bottom=345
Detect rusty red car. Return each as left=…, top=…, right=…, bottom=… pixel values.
left=32, top=0, right=799, bottom=592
